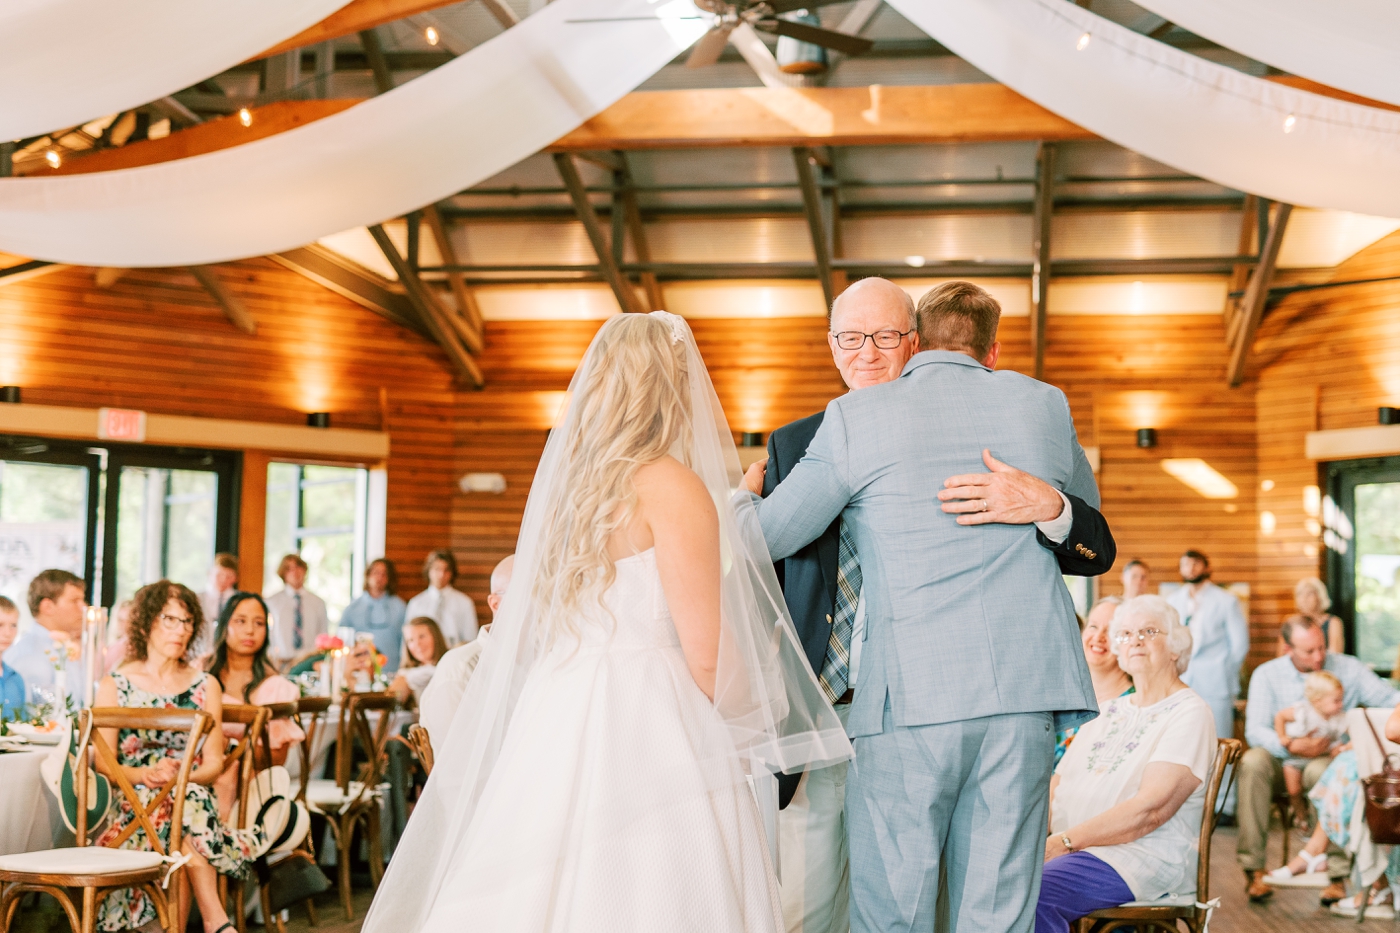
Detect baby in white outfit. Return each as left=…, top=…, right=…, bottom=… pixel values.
left=1276, top=670, right=1347, bottom=819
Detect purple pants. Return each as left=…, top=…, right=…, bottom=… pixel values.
left=1035, top=851, right=1135, bottom=933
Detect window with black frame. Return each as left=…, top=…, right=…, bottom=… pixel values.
left=1325, top=456, right=1400, bottom=673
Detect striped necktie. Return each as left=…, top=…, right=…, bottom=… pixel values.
left=817, top=520, right=862, bottom=705
left=292, top=591, right=303, bottom=651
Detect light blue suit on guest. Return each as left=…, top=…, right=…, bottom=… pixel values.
left=756, top=350, right=1101, bottom=933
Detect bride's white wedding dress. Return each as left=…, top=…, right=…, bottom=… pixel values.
left=418, top=547, right=782, bottom=933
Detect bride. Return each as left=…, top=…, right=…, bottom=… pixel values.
left=361, top=311, right=851, bottom=932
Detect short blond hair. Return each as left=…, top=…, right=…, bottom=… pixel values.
left=1304, top=670, right=1343, bottom=704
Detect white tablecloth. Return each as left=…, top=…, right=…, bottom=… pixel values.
left=0, top=748, right=65, bottom=855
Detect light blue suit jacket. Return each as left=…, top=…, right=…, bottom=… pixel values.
left=756, top=351, right=1100, bottom=738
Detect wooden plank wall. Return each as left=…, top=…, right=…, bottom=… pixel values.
left=1252, top=229, right=1400, bottom=661
left=0, top=260, right=457, bottom=597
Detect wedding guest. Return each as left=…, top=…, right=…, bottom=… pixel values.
left=1277, top=577, right=1345, bottom=656
left=95, top=580, right=275, bottom=933
left=1055, top=597, right=1134, bottom=765
left=7, top=569, right=86, bottom=702
left=341, top=558, right=407, bottom=673
left=403, top=550, right=479, bottom=647
left=103, top=600, right=134, bottom=673
left=388, top=617, right=448, bottom=706
left=420, top=554, right=513, bottom=755
left=1121, top=559, right=1151, bottom=599
left=1038, top=595, right=1217, bottom=933
left=0, top=597, right=24, bottom=720
left=1276, top=670, right=1347, bottom=821
left=196, top=553, right=240, bottom=659
left=1280, top=705, right=1400, bottom=915
left=1237, top=617, right=1400, bottom=902
left=206, top=592, right=305, bottom=814
left=1165, top=551, right=1247, bottom=766
left=263, top=554, right=330, bottom=669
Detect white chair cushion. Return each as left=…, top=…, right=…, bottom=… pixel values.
left=0, top=847, right=165, bottom=875
left=1119, top=894, right=1196, bottom=908
left=305, top=779, right=384, bottom=813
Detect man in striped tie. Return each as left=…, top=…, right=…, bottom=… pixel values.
left=751, top=277, right=1114, bottom=933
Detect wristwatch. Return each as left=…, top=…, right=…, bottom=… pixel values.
left=1061, top=834, right=1075, bottom=852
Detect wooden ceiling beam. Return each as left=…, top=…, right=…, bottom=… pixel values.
left=16, top=99, right=356, bottom=177
left=422, top=205, right=485, bottom=350
left=1030, top=142, right=1055, bottom=380
left=554, top=153, right=646, bottom=314
left=369, top=224, right=484, bottom=388
left=1226, top=201, right=1292, bottom=387
left=793, top=148, right=835, bottom=311
left=257, top=0, right=464, bottom=59
left=189, top=265, right=257, bottom=334
left=21, top=86, right=1094, bottom=180
left=271, top=244, right=429, bottom=339
left=552, top=85, right=1096, bottom=150
left=612, top=152, right=664, bottom=312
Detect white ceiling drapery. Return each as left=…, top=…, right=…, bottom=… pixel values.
left=0, top=0, right=355, bottom=142
left=884, top=0, right=1400, bottom=218
left=1129, top=0, right=1400, bottom=107
left=0, top=0, right=709, bottom=266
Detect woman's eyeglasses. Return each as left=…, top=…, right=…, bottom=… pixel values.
left=157, top=612, right=195, bottom=632
left=1113, top=628, right=1163, bottom=646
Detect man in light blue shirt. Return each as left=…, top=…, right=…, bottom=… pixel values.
left=1238, top=616, right=1400, bottom=901
left=5, top=570, right=87, bottom=713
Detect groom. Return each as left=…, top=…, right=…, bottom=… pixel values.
left=752, top=281, right=1109, bottom=933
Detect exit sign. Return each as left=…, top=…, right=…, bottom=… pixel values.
left=97, top=408, right=147, bottom=442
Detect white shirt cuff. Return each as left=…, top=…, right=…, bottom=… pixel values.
left=1034, top=490, right=1073, bottom=544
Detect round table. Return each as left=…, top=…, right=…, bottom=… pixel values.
left=0, top=748, right=65, bottom=855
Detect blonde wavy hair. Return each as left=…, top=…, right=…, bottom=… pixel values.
left=532, top=314, right=694, bottom=644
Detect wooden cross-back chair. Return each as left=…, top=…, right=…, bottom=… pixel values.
left=292, top=696, right=332, bottom=805
left=304, top=692, right=398, bottom=920
left=406, top=724, right=434, bottom=776
left=1080, top=738, right=1244, bottom=933
left=0, top=708, right=213, bottom=933
left=212, top=704, right=270, bottom=933
left=248, top=700, right=321, bottom=933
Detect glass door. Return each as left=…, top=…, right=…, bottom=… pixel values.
left=0, top=444, right=101, bottom=618
left=100, top=448, right=240, bottom=607
left=1325, top=457, right=1400, bottom=670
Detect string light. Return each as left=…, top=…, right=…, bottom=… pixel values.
left=45, top=150, right=60, bottom=169
left=425, top=25, right=440, bottom=45
left=238, top=107, right=253, bottom=128
left=1076, top=32, right=1091, bottom=51
left=1283, top=113, right=1297, bottom=133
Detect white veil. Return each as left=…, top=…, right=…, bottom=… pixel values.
left=362, top=312, right=851, bottom=930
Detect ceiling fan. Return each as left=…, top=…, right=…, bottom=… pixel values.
left=568, top=0, right=874, bottom=69
left=685, top=0, right=874, bottom=68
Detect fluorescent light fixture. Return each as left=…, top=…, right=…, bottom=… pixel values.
left=1161, top=459, right=1238, bottom=499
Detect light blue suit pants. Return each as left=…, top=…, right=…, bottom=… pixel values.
left=846, top=705, right=1055, bottom=933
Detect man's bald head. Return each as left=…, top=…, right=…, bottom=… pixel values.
left=829, top=277, right=915, bottom=331
left=487, top=554, right=515, bottom=618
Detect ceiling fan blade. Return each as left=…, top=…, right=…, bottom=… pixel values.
left=753, top=18, right=874, bottom=54
left=764, top=0, right=852, bottom=16
left=686, top=24, right=735, bottom=67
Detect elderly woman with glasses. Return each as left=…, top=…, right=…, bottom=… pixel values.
left=93, top=581, right=272, bottom=933
left=1035, top=595, right=1219, bottom=933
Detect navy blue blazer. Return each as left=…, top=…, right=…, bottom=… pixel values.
left=765, top=410, right=1116, bottom=807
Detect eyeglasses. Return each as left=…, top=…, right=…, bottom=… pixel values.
left=831, top=329, right=913, bottom=351
left=157, top=612, right=195, bottom=632
left=1113, top=628, right=1164, bottom=646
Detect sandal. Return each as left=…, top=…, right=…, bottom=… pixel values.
left=1265, top=849, right=1327, bottom=884
left=210, top=923, right=236, bottom=933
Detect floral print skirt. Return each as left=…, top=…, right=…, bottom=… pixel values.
left=94, top=782, right=264, bottom=931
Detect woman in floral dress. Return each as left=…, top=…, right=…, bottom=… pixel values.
left=93, top=581, right=269, bottom=933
